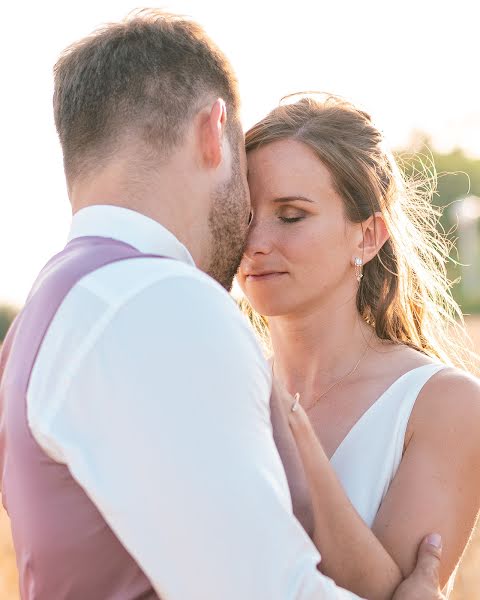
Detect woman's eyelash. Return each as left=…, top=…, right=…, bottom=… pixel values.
left=280, top=216, right=304, bottom=223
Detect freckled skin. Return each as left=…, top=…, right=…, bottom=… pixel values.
left=238, top=139, right=360, bottom=318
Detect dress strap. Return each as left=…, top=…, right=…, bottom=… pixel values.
left=392, top=363, right=446, bottom=472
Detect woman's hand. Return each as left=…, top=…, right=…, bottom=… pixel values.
left=271, top=375, right=403, bottom=600
left=272, top=375, right=310, bottom=434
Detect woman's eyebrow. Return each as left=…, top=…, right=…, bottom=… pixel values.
left=273, top=195, right=315, bottom=203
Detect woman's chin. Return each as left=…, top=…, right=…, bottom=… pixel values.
left=246, top=297, right=292, bottom=318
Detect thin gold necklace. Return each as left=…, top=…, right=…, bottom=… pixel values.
left=272, top=332, right=373, bottom=412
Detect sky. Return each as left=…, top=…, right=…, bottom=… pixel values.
left=1, top=0, right=479, bottom=305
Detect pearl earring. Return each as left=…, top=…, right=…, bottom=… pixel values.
left=354, top=257, right=363, bottom=282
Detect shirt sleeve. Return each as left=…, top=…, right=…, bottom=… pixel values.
left=30, top=272, right=365, bottom=600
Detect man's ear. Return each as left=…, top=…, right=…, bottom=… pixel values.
left=197, top=98, right=227, bottom=169
left=353, top=212, right=390, bottom=264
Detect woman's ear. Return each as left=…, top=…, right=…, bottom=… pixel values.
left=354, top=212, right=390, bottom=264
left=197, top=98, right=227, bottom=169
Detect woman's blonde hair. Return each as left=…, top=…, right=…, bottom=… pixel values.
left=241, top=94, right=478, bottom=372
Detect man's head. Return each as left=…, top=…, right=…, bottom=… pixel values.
left=54, top=9, right=250, bottom=289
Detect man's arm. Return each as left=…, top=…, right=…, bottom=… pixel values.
left=30, top=271, right=364, bottom=599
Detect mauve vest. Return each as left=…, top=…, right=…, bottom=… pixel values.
left=0, top=235, right=313, bottom=600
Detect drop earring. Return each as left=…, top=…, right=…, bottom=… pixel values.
left=354, top=257, right=363, bottom=282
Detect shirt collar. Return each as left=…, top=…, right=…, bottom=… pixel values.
left=67, top=205, right=195, bottom=266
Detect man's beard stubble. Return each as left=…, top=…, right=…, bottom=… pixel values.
left=206, top=152, right=250, bottom=291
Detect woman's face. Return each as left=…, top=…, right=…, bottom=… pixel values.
left=237, top=138, right=360, bottom=317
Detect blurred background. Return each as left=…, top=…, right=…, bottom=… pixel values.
left=1, top=0, right=479, bottom=597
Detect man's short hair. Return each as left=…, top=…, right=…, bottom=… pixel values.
left=53, top=9, right=241, bottom=182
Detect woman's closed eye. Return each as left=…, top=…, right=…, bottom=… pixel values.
left=278, top=209, right=306, bottom=224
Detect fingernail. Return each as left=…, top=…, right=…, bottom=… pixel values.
left=426, top=533, right=442, bottom=549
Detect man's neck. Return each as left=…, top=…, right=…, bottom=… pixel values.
left=69, top=159, right=210, bottom=270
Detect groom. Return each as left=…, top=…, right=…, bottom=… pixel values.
left=0, top=10, right=444, bottom=599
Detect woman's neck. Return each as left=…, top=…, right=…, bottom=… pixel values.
left=269, top=297, right=373, bottom=400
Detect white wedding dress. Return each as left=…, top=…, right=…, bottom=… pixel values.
left=329, top=363, right=456, bottom=597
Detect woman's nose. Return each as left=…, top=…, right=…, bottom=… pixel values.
left=243, top=218, right=273, bottom=259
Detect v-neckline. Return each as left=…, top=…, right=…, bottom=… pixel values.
left=328, top=364, right=440, bottom=462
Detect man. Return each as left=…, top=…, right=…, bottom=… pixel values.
left=0, top=10, right=444, bottom=599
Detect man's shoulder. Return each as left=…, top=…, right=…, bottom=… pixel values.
left=68, top=254, right=256, bottom=347
left=75, top=254, right=230, bottom=309
left=56, top=254, right=266, bottom=371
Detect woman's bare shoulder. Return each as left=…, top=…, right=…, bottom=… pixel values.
left=409, top=366, right=480, bottom=449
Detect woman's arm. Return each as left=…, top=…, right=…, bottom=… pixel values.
left=283, top=369, right=480, bottom=600
left=371, top=369, right=480, bottom=586
left=286, top=396, right=403, bottom=600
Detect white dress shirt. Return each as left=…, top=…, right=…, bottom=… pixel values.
left=27, top=205, right=364, bottom=599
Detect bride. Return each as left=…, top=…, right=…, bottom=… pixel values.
left=237, top=94, right=480, bottom=600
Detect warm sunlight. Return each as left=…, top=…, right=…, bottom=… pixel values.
left=1, top=4, right=480, bottom=599
left=1, top=0, right=479, bottom=305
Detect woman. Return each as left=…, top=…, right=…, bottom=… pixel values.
left=237, top=95, right=480, bottom=600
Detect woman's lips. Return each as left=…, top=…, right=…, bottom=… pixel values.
left=245, top=272, right=287, bottom=282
